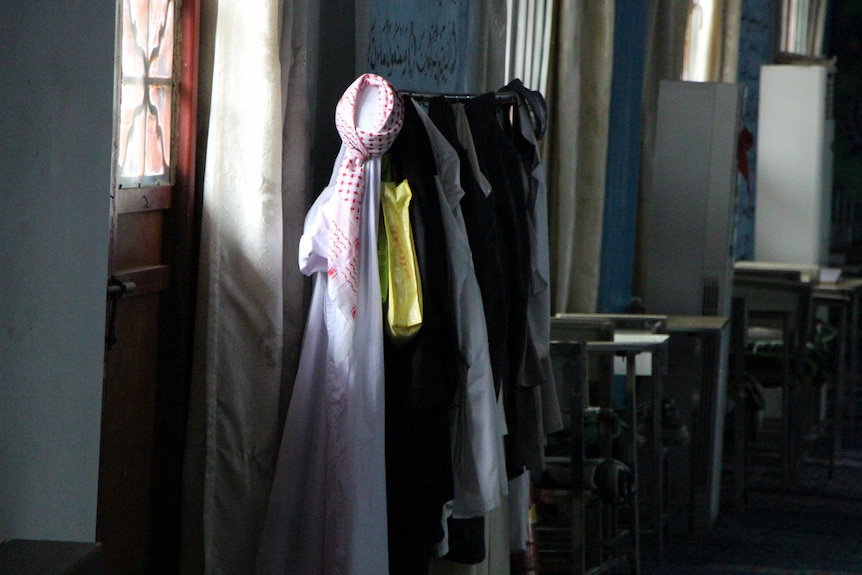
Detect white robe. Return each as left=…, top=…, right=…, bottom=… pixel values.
left=257, top=142, right=389, bottom=575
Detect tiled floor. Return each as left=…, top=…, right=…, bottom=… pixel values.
left=532, top=419, right=862, bottom=575
left=642, top=447, right=862, bottom=574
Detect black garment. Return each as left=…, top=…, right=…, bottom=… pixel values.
left=384, top=98, right=460, bottom=575
left=464, top=93, right=532, bottom=474
left=501, top=78, right=549, bottom=142
left=499, top=81, right=549, bottom=392
left=384, top=400, right=451, bottom=574
left=500, top=79, right=546, bottom=228
left=494, top=84, right=543, bottom=472
left=444, top=516, right=486, bottom=564
left=425, top=96, right=504, bottom=566
left=426, top=97, right=507, bottom=399
left=386, top=100, right=460, bottom=410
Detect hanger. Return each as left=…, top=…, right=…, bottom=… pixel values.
left=399, top=90, right=518, bottom=106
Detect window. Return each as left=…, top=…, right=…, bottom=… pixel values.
left=117, top=0, right=175, bottom=187
left=505, top=0, right=554, bottom=98
left=778, top=0, right=828, bottom=57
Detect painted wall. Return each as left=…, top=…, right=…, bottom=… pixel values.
left=0, top=1, right=114, bottom=541
left=365, top=0, right=469, bottom=92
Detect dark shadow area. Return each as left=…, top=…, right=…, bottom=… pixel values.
left=644, top=442, right=862, bottom=574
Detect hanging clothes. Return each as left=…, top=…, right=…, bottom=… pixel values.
left=496, top=81, right=563, bottom=475
left=462, top=93, right=533, bottom=477
left=256, top=73, right=403, bottom=575
left=410, top=99, right=508, bottom=519
left=383, top=94, right=461, bottom=575
left=408, top=98, right=510, bottom=574
left=258, top=75, right=556, bottom=575
left=497, top=79, right=562, bottom=553
left=426, top=99, right=507, bottom=401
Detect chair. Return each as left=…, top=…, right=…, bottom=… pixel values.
left=533, top=317, right=641, bottom=574
left=733, top=266, right=816, bottom=494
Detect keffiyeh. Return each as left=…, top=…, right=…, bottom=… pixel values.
left=328, top=73, right=403, bottom=320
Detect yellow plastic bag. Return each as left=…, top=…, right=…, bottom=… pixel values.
left=380, top=179, right=423, bottom=341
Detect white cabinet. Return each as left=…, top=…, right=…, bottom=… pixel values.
left=754, top=64, right=835, bottom=266
left=640, top=80, right=745, bottom=319
left=638, top=80, right=746, bottom=533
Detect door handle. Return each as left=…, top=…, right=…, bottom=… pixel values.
left=106, top=276, right=137, bottom=350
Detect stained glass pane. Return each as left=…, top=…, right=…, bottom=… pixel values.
left=119, top=83, right=146, bottom=179
left=145, top=86, right=172, bottom=176
left=118, top=0, right=175, bottom=186
left=149, top=0, right=174, bottom=79
left=121, top=0, right=148, bottom=77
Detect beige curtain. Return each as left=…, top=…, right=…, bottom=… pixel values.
left=506, top=0, right=555, bottom=96
left=546, top=0, right=615, bottom=313
left=635, top=0, right=691, bottom=294
left=470, top=0, right=509, bottom=92
left=682, top=0, right=741, bottom=82
left=181, top=0, right=311, bottom=573
left=779, top=0, right=828, bottom=57
left=718, top=0, right=742, bottom=82
left=634, top=0, right=741, bottom=297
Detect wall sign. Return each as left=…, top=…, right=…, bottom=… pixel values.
left=367, top=0, right=468, bottom=92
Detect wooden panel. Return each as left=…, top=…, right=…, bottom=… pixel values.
left=115, top=265, right=170, bottom=297
left=97, top=293, right=161, bottom=575
left=98, top=2, right=199, bottom=572
left=116, top=186, right=172, bottom=214
left=114, top=211, right=164, bottom=271
left=145, top=1, right=201, bottom=570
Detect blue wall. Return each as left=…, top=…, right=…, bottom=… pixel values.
left=366, top=0, right=469, bottom=92
left=736, top=0, right=779, bottom=261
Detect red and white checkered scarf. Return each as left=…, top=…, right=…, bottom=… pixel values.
left=328, top=73, right=403, bottom=320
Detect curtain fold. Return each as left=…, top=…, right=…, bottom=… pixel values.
left=719, top=0, right=742, bottom=82
left=279, top=0, right=313, bottom=421
left=546, top=0, right=615, bottom=313
left=469, top=0, right=509, bottom=92
left=182, top=0, right=310, bottom=572
left=506, top=0, right=555, bottom=106
left=635, top=0, right=691, bottom=296
left=682, top=0, right=742, bottom=82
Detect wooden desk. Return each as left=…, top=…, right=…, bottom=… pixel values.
left=547, top=318, right=668, bottom=574
left=548, top=319, right=621, bottom=575
left=556, top=312, right=667, bottom=334
left=844, top=279, right=862, bottom=428
left=728, top=298, right=748, bottom=516
left=587, top=333, right=670, bottom=569
left=547, top=341, right=591, bottom=575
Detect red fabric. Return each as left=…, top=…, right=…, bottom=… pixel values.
left=737, top=126, right=754, bottom=185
